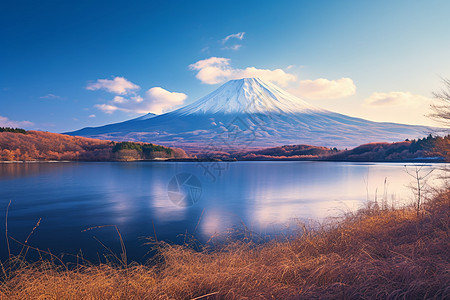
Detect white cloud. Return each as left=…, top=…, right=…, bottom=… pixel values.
left=86, top=76, right=140, bottom=95
left=222, top=44, right=242, bottom=51
left=87, top=76, right=187, bottom=114
left=94, top=104, right=119, bottom=114
left=353, top=91, right=435, bottom=126
left=292, top=78, right=356, bottom=99
left=40, top=93, right=61, bottom=99
left=364, top=92, right=428, bottom=107
left=189, top=57, right=296, bottom=86
left=222, top=32, right=245, bottom=44
left=0, top=115, right=34, bottom=128
left=112, top=96, right=127, bottom=103
left=144, top=87, right=187, bottom=114
left=95, top=87, right=187, bottom=114
left=88, top=114, right=96, bottom=118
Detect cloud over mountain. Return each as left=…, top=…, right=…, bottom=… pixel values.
left=144, top=87, right=187, bottom=114
left=291, top=78, right=356, bottom=99
left=189, top=57, right=296, bottom=86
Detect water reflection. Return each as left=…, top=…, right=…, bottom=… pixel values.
left=0, top=161, right=444, bottom=262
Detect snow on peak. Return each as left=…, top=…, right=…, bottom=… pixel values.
left=173, top=77, right=324, bottom=115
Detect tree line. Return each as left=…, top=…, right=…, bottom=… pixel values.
left=0, top=130, right=187, bottom=161
left=0, top=127, right=27, bottom=134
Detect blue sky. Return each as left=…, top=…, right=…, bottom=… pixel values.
left=1, top=0, right=449, bottom=132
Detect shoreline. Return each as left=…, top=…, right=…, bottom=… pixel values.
left=0, top=158, right=447, bottom=164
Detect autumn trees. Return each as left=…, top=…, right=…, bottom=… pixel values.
left=0, top=127, right=27, bottom=134
left=0, top=130, right=188, bottom=161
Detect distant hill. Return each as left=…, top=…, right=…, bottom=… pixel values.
left=325, top=135, right=448, bottom=162
left=234, top=144, right=338, bottom=160
left=0, top=129, right=188, bottom=161
left=234, top=135, right=449, bottom=162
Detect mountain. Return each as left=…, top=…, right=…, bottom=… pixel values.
left=67, top=78, right=432, bottom=152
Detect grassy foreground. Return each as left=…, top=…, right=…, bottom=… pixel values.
left=0, top=190, right=449, bottom=299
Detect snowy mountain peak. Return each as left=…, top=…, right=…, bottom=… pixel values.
left=67, top=78, right=431, bottom=150
left=173, top=77, right=324, bottom=115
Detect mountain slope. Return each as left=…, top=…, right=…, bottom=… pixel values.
left=67, top=78, right=433, bottom=151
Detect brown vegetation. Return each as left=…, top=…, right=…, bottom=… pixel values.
left=326, top=137, right=447, bottom=162
left=0, top=130, right=188, bottom=161
left=236, top=144, right=336, bottom=160
left=0, top=188, right=448, bottom=299
left=434, top=135, right=450, bottom=162
left=234, top=135, right=448, bottom=162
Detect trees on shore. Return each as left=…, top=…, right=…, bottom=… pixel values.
left=0, top=130, right=187, bottom=161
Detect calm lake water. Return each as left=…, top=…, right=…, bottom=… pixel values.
left=0, top=161, right=442, bottom=263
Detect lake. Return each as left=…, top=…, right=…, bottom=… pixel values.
left=0, top=161, right=442, bottom=263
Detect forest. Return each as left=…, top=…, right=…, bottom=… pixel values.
left=0, top=130, right=188, bottom=161
left=325, top=135, right=449, bottom=162
left=232, top=135, right=449, bottom=162
left=0, top=127, right=27, bottom=134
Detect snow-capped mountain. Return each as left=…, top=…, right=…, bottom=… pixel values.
left=67, top=78, right=431, bottom=151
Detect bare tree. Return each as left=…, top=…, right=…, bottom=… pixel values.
left=404, top=165, right=434, bottom=216
left=430, top=78, right=450, bottom=127
left=429, top=78, right=450, bottom=168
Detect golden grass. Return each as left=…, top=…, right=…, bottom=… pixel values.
left=1, top=190, right=449, bottom=299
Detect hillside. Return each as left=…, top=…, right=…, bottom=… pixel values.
left=0, top=128, right=188, bottom=161
left=326, top=135, right=448, bottom=162
left=234, top=144, right=338, bottom=160
left=234, top=135, right=449, bottom=162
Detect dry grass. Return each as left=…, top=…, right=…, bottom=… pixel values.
left=0, top=190, right=449, bottom=299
